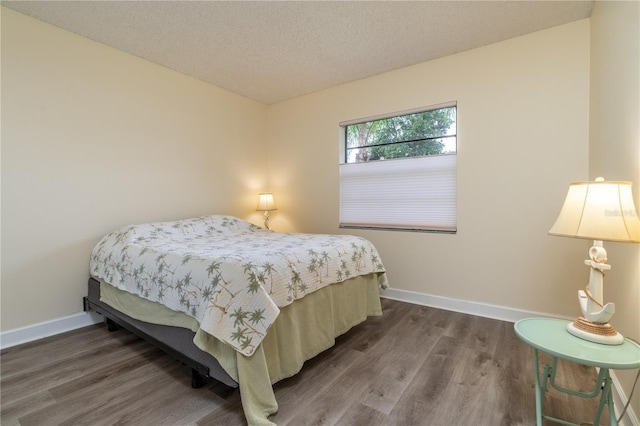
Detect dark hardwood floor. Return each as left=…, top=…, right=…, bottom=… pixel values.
left=1, top=298, right=608, bottom=425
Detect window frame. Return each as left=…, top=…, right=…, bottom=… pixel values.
left=339, top=102, right=457, bottom=233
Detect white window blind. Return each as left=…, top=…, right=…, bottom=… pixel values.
left=339, top=154, right=457, bottom=232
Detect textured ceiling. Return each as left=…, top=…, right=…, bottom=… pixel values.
left=3, top=1, right=593, bottom=104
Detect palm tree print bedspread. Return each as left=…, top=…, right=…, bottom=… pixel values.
left=90, top=215, right=387, bottom=356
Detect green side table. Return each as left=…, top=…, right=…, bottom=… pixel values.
left=514, top=317, right=640, bottom=426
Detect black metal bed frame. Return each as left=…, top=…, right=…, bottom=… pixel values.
left=83, top=277, right=238, bottom=389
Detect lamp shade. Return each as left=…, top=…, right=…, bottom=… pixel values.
left=549, top=179, right=640, bottom=243
left=256, top=193, right=277, bottom=211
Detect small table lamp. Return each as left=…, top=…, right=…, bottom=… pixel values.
left=256, top=193, right=277, bottom=230
left=549, top=177, right=640, bottom=345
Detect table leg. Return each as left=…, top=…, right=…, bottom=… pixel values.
left=592, top=368, right=616, bottom=426
left=608, top=388, right=617, bottom=426
left=532, top=348, right=543, bottom=426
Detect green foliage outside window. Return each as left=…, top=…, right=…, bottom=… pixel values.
left=345, top=106, right=456, bottom=163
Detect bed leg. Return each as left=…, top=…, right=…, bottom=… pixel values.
left=191, top=369, right=206, bottom=389
left=106, top=318, right=119, bottom=332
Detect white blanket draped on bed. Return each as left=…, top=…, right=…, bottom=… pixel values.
left=90, top=215, right=388, bottom=356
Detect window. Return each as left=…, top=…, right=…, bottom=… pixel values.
left=339, top=103, right=457, bottom=232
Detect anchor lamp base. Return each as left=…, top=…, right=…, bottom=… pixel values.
left=567, top=320, right=624, bottom=345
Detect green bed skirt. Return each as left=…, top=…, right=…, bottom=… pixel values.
left=100, top=274, right=384, bottom=425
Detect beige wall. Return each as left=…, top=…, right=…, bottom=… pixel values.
left=590, top=0, right=640, bottom=415
left=2, top=3, right=637, bottom=420
left=267, top=20, right=591, bottom=317
left=1, top=8, right=268, bottom=330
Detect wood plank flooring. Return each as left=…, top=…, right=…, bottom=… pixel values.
left=1, top=298, right=609, bottom=425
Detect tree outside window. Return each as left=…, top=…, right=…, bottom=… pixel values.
left=345, top=106, right=456, bottom=163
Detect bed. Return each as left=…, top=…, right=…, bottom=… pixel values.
left=86, top=215, right=388, bottom=425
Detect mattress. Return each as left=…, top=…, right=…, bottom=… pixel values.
left=90, top=215, right=388, bottom=357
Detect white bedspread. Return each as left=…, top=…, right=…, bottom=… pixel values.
left=90, top=215, right=387, bottom=356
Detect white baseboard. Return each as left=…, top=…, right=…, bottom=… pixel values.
left=380, top=287, right=639, bottom=426
left=2, top=288, right=637, bottom=425
left=0, top=311, right=102, bottom=350
left=379, top=287, right=574, bottom=323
